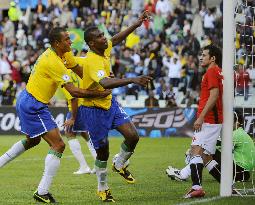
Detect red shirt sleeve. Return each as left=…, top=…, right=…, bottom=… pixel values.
left=207, top=67, right=222, bottom=90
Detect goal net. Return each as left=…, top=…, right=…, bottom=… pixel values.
left=232, top=0, right=255, bottom=196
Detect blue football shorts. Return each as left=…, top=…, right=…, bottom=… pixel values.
left=73, top=98, right=131, bottom=149
left=16, top=89, right=57, bottom=138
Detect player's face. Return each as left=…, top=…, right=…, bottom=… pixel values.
left=58, top=31, right=72, bottom=53
left=92, top=30, right=108, bottom=50
left=199, top=49, right=213, bottom=68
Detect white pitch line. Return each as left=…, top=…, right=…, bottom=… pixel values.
left=12, top=154, right=156, bottom=163
left=13, top=155, right=75, bottom=162
left=176, top=196, right=223, bottom=205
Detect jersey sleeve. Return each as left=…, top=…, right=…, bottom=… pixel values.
left=87, top=61, right=107, bottom=83
left=207, top=68, right=222, bottom=90
left=104, top=40, right=113, bottom=58
left=49, top=59, right=72, bottom=87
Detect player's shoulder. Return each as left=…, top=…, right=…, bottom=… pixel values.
left=37, top=49, right=50, bottom=61
left=45, top=48, right=57, bottom=58
left=211, top=65, right=222, bottom=71
left=86, top=52, right=103, bottom=66
left=207, top=65, right=222, bottom=75
left=75, top=56, right=87, bottom=64
left=41, top=48, right=61, bottom=64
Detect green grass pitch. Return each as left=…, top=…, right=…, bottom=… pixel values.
left=0, top=136, right=254, bottom=205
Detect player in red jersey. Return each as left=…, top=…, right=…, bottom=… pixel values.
left=184, top=45, right=223, bottom=199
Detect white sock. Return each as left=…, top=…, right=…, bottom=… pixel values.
left=0, top=140, right=26, bottom=167
left=115, top=145, right=133, bottom=170
left=205, top=160, right=218, bottom=172
left=38, top=152, right=61, bottom=195
left=86, top=140, right=97, bottom=160
left=95, top=160, right=109, bottom=191
left=180, top=164, right=191, bottom=179
left=68, top=139, right=88, bottom=169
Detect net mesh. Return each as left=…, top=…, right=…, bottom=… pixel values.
left=233, top=0, right=255, bottom=196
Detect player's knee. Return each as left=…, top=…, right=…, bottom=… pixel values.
left=190, top=145, right=203, bottom=156
left=26, top=137, right=41, bottom=149
left=81, top=132, right=89, bottom=141
left=96, top=146, right=109, bottom=161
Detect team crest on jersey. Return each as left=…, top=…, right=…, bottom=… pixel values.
left=97, top=70, right=105, bottom=78
left=62, top=74, right=70, bottom=81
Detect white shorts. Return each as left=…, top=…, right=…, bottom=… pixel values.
left=191, top=123, right=222, bottom=155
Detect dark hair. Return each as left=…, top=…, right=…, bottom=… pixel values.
left=234, top=110, right=244, bottom=126
left=48, top=27, right=67, bottom=45
left=84, top=26, right=98, bottom=45
left=203, top=45, right=222, bottom=67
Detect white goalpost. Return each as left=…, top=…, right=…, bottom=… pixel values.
left=221, top=0, right=255, bottom=197
left=221, top=0, right=235, bottom=197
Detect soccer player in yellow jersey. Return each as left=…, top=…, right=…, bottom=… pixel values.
left=0, top=27, right=111, bottom=203
left=73, top=11, right=153, bottom=202
left=62, top=69, right=97, bottom=174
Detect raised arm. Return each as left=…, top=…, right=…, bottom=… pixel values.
left=111, top=10, right=151, bottom=46
left=63, top=82, right=111, bottom=98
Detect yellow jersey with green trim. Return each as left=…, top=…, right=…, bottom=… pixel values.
left=26, top=48, right=72, bottom=104
left=61, top=67, right=83, bottom=111
left=79, top=41, right=112, bottom=110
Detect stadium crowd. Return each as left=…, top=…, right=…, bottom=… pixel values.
left=0, top=0, right=254, bottom=107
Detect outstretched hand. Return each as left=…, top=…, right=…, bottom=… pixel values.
left=63, top=118, right=75, bottom=133
left=133, top=75, right=153, bottom=87
left=136, top=10, right=151, bottom=27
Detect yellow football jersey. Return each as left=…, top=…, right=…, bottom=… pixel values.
left=79, top=41, right=113, bottom=110
left=26, top=48, right=72, bottom=104
left=61, top=67, right=83, bottom=111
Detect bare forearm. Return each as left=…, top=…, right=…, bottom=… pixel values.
left=70, top=98, right=78, bottom=120
left=111, top=24, right=139, bottom=46
left=64, top=83, right=111, bottom=99
left=100, top=77, right=133, bottom=89
left=70, top=87, right=103, bottom=98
